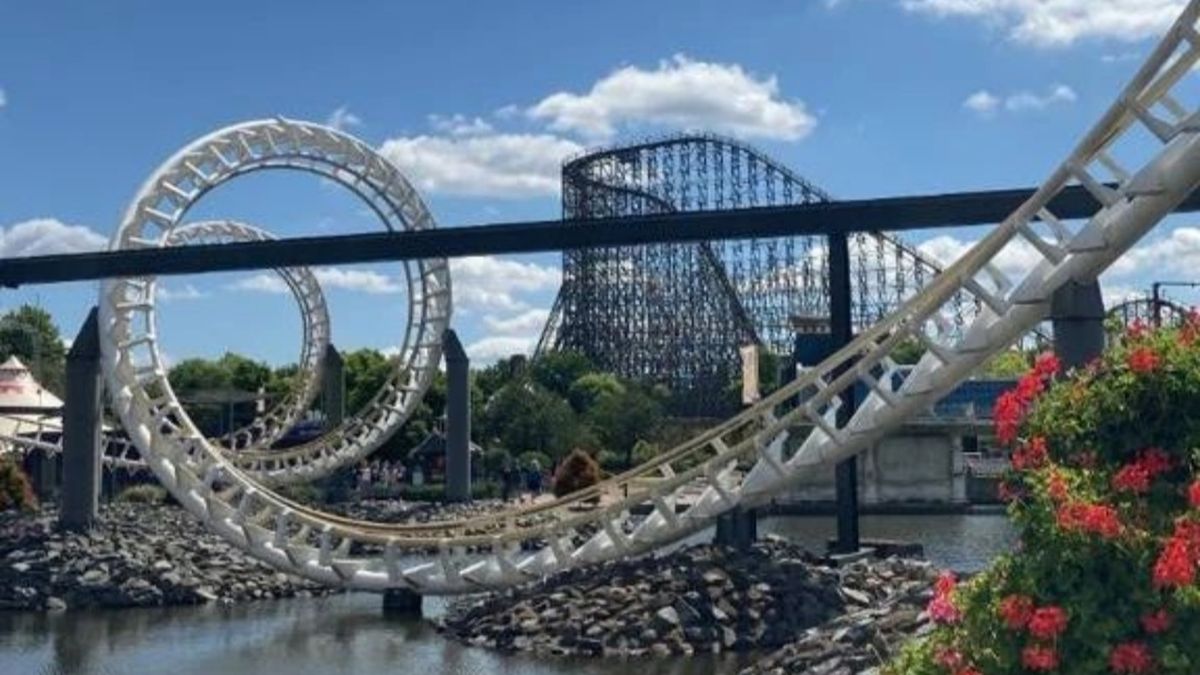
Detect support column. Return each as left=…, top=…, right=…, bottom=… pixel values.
left=60, top=308, right=101, bottom=532
left=443, top=329, right=471, bottom=503
left=382, top=588, right=423, bottom=616
left=715, top=507, right=758, bottom=550
left=1050, top=281, right=1106, bottom=370
left=322, top=344, right=345, bottom=429
left=829, top=232, right=860, bottom=554
left=33, top=451, right=58, bottom=501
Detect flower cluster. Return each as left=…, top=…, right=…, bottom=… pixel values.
left=993, top=352, right=1060, bottom=446
left=890, top=323, right=1200, bottom=675
left=927, top=571, right=961, bottom=625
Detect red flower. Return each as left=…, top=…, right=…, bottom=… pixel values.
left=1034, top=352, right=1061, bottom=378
left=1139, top=448, right=1173, bottom=476
left=993, top=390, right=1024, bottom=446
left=928, top=572, right=960, bottom=624
left=928, top=596, right=960, bottom=624
left=954, top=669, right=982, bottom=675
left=1057, top=502, right=1122, bottom=539
left=1022, top=645, right=1059, bottom=672
left=997, top=480, right=1021, bottom=503
left=1028, top=605, right=1069, bottom=640
left=934, top=647, right=964, bottom=669
left=998, top=594, right=1034, bottom=630
left=1127, top=319, right=1149, bottom=340
left=1110, top=641, right=1153, bottom=674
left=1127, top=347, right=1160, bottom=374
left=1140, top=609, right=1172, bottom=635
left=1112, top=462, right=1151, bottom=493
left=1152, top=536, right=1195, bottom=589
left=1012, top=436, right=1049, bottom=472
left=1189, top=481, right=1200, bottom=509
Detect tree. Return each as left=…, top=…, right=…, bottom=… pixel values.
left=0, top=305, right=67, bottom=395
left=567, top=372, right=625, bottom=412
left=529, top=350, right=594, bottom=399
left=981, top=349, right=1032, bottom=378
left=890, top=336, right=925, bottom=365
left=552, top=448, right=602, bottom=498
left=482, top=382, right=578, bottom=461
left=342, top=348, right=391, bottom=414
left=586, top=383, right=664, bottom=467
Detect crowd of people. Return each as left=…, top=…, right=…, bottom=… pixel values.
left=353, top=456, right=547, bottom=502
left=356, top=460, right=416, bottom=492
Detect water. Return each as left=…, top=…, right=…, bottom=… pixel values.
left=0, top=514, right=1014, bottom=675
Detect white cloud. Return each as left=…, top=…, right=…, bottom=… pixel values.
left=0, top=218, right=106, bottom=257
left=1109, top=226, right=1200, bottom=278
left=963, top=91, right=1000, bottom=115
left=314, top=267, right=402, bottom=294
left=379, top=132, right=582, bottom=198
left=227, top=267, right=403, bottom=295
left=326, top=105, right=362, bottom=131
left=964, top=84, right=1076, bottom=116
left=526, top=54, right=817, bottom=141
left=157, top=284, right=208, bottom=302
left=228, top=273, right=288, bottom=295
left=465, top=335, right=537, bottom=362
left=428, top=113, right=494, bottom=136
left=1005, top=84, right=1077, bottom=111
left=483, top=308, right=551, bottom=335
left=450, top=255, right=561, bottom=312
left=918, top=234, right=1046, bottom=281
left=901, top=0, right=1184, bottom=47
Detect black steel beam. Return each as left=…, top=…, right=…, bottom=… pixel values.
left=828, top=233, right=860, bottom=554
left=5, top=184, right=1199, bottom=288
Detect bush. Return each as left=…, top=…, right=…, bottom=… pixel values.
left=276, top=482, right=322, bottom=505
left=889, top=322, right=1200, bottom=674
left=595, top=449, right=624, bottom=472
left=392, top=481, right=500, bottom=502
left=516, top=451, right=550, bottom=472
left=482, top=448, right=511, bottom=478
left=553, top=448, right=603, bottom=498
left=631, top=439, right=661, bottom=466
left=0, top=457, right=36, bottom=512
left=115, top=483, right=168, bottom=504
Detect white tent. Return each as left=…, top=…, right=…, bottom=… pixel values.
left=0, top=356, right=63, bottom=441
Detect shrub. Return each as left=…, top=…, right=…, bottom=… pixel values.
left=889, top=321, right=1200, bottom=674
left=114, top=483, right=168, bottom=504
left=553, top=448, right=602, bottom=498
left=482, top=448, right=511, bottom=478
left=516, top=451, right=550, bottom=472
left=595, top=449, right=624, bottom=472
left=276, top=482, right=321, bottom=505
left=631, top=439, right=661, bottom=466
left=0, top=457, right=36, bottom=512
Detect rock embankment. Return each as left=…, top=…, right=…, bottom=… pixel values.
left=742, top=557, right=937, bottom=674
left=0, top=504, right=335, bottom=611
left=439, top=539, right=939, bottom=660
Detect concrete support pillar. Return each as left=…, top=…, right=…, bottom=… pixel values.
left=60, top=308, right=101, bottom=532
left=714, top=507, right=758, bottom=550
left=443, top=330, right=471, bottom=503
left=1051, top=281, right=1106, bottom=370
left=382, top=588, right=423, bottom=616
left=951, top=435, right=968, bottom=504
left=828, top=232, right=860, bottom=554
left=33, top=451, right=58, bottom=501
left=322, top=344, right=345, bottom=429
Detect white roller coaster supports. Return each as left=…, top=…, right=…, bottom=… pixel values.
left=99, top=0, right=1200, bottom=594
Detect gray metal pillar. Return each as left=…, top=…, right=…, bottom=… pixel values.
left=444, top=330, right=471, bottom=503
left=715, top=507, right=758, bottom=550
left=33, top=451, right=58, bottom=501
left=60, top=308, right=101, bottom=531
left=1051, top=281, right=1106, bottom=370
left=322, top=344, right=345, bottom=429
left=829, top=233, right=860, bottom=554
left=382, top=588, right=422, bottom=616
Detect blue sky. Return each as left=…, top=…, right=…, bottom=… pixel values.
left=1, top=0, right=1197, bottom=367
